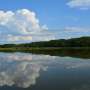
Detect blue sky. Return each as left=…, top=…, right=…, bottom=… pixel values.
left=0, top=0, right=89, bottom=29
left=0, top=0, right=89, bottom=43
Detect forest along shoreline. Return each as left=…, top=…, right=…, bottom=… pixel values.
left=0, top=36, right=89, bottom=51
left=0, top=36, right=90, bottom=51
left=0, top=37, right=89, bottom=59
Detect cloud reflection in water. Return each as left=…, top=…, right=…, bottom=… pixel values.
left=0, top=53, right=57, bottom=88
left=0, top=53, right=89, bottom=88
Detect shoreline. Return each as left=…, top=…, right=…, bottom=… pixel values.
left=0, top=47, right=89, bottom=59
left=0, top=47, right=89, bottom=52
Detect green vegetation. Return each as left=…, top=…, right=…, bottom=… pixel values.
left=0, top=36, right=90, bottom=48
left=29, top=36, right=90, bottom=47
left=0, top=37, right=89, bottom=58
left=31, top=48, right=90, bottom=59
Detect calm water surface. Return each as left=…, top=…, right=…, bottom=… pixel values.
left=0, top=52, right=90, bottom=90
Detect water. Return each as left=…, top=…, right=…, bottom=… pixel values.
left=0, top=52, right=90, bottom=90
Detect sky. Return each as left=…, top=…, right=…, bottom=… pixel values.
left=0, top=0, right=90, bottom=43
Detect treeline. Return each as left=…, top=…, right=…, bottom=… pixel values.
left=29, top=37, right=90, bottom=47
left=0, top=37, right=90, bottom=48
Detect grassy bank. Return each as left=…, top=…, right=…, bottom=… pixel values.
left=0, top=47, right=90, bottom=58
left=0, top=47, right=89, bottom=52
left=0, top=47, right=90, bottom=51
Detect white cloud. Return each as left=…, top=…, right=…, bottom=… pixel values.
left=53, top=26, right=90, bottom=39
left=65, top=27, right=90, bottom=32
left=67, top=0, right=90, bottom=10
left=64, top=26, right=90, bottom=38
left=0, top=9, right=54, bottom=43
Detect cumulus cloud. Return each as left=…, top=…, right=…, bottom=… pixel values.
left=0, top=9, right=55, bottom=43
left=67, top=0, right=90, bottom=10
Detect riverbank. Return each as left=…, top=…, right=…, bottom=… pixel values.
left=0, top=47, right=89, bottom=52
left=0, top=47, right=89, bottom=59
